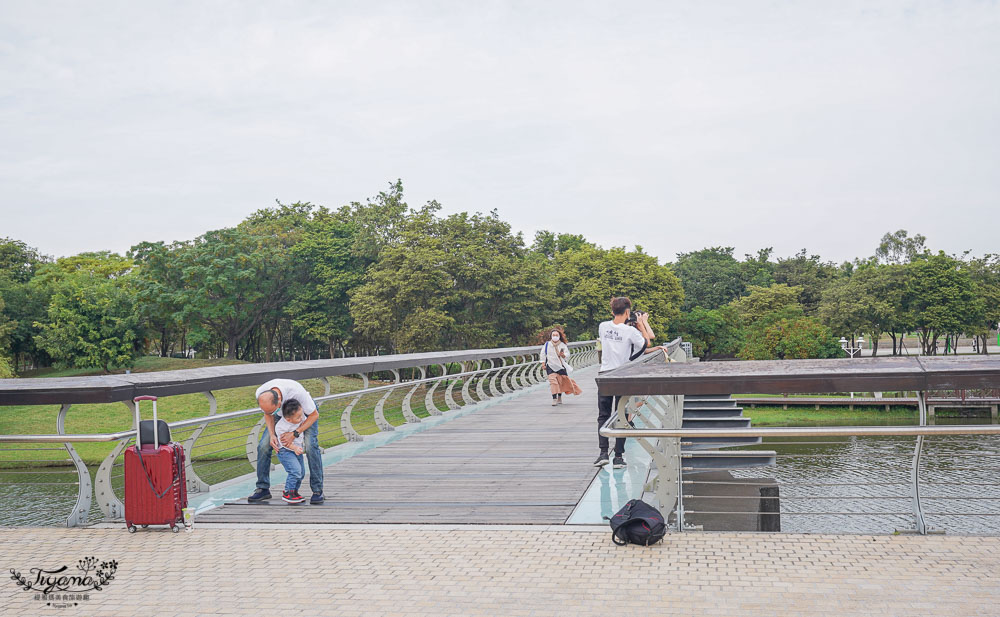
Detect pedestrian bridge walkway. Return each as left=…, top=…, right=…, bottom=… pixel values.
left=197, top=366, right=609, bottom=524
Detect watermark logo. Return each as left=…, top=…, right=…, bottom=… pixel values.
left=9, top=556, right=117, bottom=608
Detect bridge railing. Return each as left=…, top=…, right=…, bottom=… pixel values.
left=599, top=354, right=1000, bottom=535
left=0, top=341, right=599, bottom=527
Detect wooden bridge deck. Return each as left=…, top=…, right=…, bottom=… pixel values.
left=196, top=367, right=600, bottom=524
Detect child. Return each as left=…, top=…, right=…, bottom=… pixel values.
left=275, top=398, right=307, bottom=504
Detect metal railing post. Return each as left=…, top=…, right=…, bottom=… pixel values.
left=374, top=369, right=400, bottom=431
left=340, top=373, right=368, bottom=440
left=423, top=368, right=445, bottom=416
left=912, top=391, right=929, bottom=534
left=95, top=400, right=134, bottom=519
left=56, top=403, right=92, bottom=527
left=401, top=366, right=426, bottom=423
left=476, top=359, right=491, bottom=400
left=443, top=364, right=462, bottom=411
left=181, top=391, right=216, bottom=494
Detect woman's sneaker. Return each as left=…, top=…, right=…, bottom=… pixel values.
left=612, top=455, right=626, bottom=469
left=593, top=452, right=610, bottom=467
left=282, top=490, right=306, bottom=504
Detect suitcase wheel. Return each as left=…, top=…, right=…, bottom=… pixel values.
left=171, top=525, right=180, bottom=533
left=127, top=525, right=136, bottom=534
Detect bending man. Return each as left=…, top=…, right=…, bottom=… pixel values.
left=247, top=378, right=325, bottom=504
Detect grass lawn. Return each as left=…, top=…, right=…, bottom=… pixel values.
left=743, top=405, right=919, bottom=425
left=18, top=356, right=252, bottom=379
left=734, top=393, right=917, bottom=399
left=2, top=356, right=486, bottom=474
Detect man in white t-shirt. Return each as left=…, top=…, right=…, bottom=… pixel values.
left=595, top=296, right=660, bottom=469
left=247, top=378, right=325, bottom=504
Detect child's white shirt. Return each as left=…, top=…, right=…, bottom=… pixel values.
left=275, top=416, right=305, bottom=451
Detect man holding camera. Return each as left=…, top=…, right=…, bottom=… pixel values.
left=595, top=296, right=658, bottom=468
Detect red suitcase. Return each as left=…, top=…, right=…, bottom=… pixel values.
left=124, top=396, right=188, bottom=533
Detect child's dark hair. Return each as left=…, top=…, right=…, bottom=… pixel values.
left=281, top=398, right=302, bottom=418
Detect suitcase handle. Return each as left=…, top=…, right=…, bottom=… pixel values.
left=133, top=396, right=160, bottom=449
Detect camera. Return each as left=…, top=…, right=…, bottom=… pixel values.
left=624, top=309, right=646, bottom=327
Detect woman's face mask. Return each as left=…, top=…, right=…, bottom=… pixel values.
left=551, top=333, right=560, bottom=341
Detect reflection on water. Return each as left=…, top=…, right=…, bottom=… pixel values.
left=727, top=417, right=1000, bottom=534
left=0, top=467, right=107, bottom=527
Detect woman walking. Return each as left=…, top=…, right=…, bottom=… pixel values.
left=540, top=328, right=581, bottom=405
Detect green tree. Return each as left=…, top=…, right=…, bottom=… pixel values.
left=552, top=244, right=684, bottom=340
left=739, top=316, right=840, bottom=360
left=0, top=295, right=16, bottom=377
left=145, top=225, right=297, bottom=359
left=773, top=249, right=839, bottom=314
left=819, top=265, right=902, bottom=356
left=285, top=208, right=363, bottom=357
left=730, top=284, right=804, bottom=327
left=740, top=248, right=775, bottom=289
left=531, top=231, right=589, bottom=259
left=336, top=180, right=409, bottom=263
left=876, top=229, right=928, bottom=265
left=0, top=238, right=52, bottom=371
left=673, top=306, right=740, bottom=359
left=351, top=206, right=549, bottom=352
left=963, top=254, right=1000, bottom=354
left=903, top=253, right=978, bottom=355
left=33, top=253, right=143, bottom=372
left=673, top=247, right=743, bottom=310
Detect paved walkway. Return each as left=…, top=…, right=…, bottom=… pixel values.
left=198, top=367, right=601, bottom=524
left=3, top=526, right=999, bottom=616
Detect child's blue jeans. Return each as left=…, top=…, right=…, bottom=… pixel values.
left=276, top=448, right=304, bottom=492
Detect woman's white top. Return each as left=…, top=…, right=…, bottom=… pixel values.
left=539, top=341, right=569, bottom=370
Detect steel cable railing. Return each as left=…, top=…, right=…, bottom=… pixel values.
left=596, top=338, right=1000, bottom=535
left=0, top=342, right=598, bottom=526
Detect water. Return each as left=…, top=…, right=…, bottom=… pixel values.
left=727, top=417, right=1000, bottom=534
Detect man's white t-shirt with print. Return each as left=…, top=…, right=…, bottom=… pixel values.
left=254, top=379, right=318, bottom=420
left=598, top=321, right=647, bottom=372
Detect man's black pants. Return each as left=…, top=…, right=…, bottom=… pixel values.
left=597, top=395, right=625, bottom=456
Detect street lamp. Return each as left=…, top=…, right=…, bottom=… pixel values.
left=839, top=336, right=865, bottom=359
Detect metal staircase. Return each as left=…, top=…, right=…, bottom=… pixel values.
left=616, top=342, right=776, bottom=528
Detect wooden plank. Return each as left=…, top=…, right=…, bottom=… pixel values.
left=597, top=355, right=1000, bottom=396
left=198, top=368, right=602, bottom=525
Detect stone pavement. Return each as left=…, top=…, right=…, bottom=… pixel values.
left=3, top=526, right=999, bottom=616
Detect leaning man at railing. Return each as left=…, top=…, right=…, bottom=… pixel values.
left=247, top=379, right=325, bottom=505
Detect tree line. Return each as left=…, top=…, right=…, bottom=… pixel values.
left=673, top=231, right=1000, bottom=360
left=0, top=184, right=996, bottom=377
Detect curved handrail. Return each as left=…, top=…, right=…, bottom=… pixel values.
left=0, top=341, right=597, bottom=405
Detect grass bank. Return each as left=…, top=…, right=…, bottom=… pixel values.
left=743, top=405, right=918, bottom=426
left=2, top=356, right=471, bottom=470
left=18, top=356, right=250, bottom=379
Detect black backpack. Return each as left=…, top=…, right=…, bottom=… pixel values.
left=609, top=499, right=666, bottom=546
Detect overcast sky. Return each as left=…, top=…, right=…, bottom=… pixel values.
left=2, top=1, right=998, bottom=264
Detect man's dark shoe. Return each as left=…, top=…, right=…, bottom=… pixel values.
left=310, top=493, right=325, bottom=505
left=593, top=452, right=610, bottom=467
left=247, top=488, right=272, bottom=503
left=612, top=455, right=626, bottom=469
